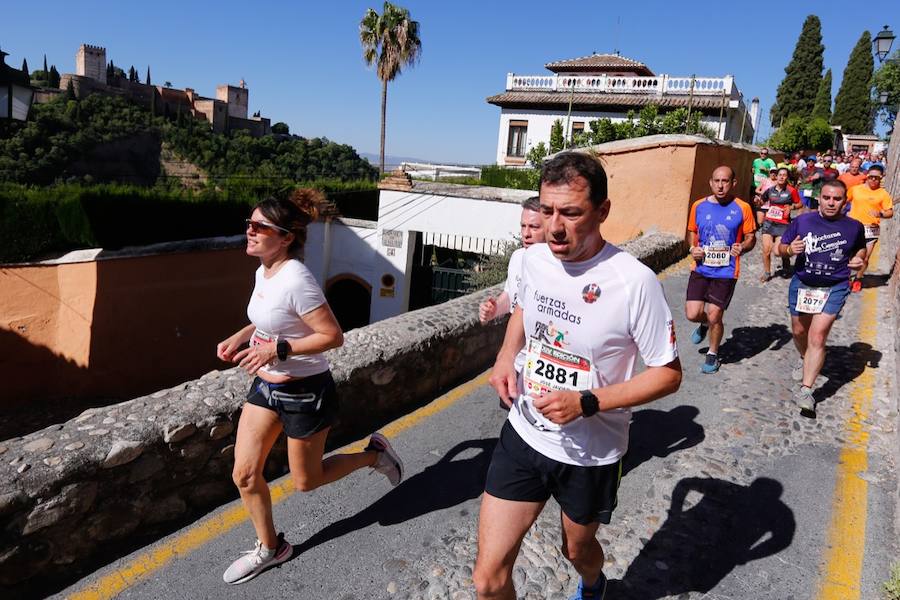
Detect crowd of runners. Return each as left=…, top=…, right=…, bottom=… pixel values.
left=210, top=146, right=890, bottom=599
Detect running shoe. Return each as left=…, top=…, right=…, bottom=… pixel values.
left=791, top=358, right=804, bottom=382
left=223, top=533, right=292, bottom=585
left=850, top=278, right=862, bottom=293
left=700, top=353, right=721, bottom=374
left=366, top=432, right=404, bottom=486
left=570, top=573, right=608, bottom=599
left=690, top=324, right=708, bottom=344
left=795, top=385, right=815, bottom=417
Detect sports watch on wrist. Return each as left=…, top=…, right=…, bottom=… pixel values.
left=276, top=339, right=290, bottom=361
left=579, top=389, right=600, bottom=417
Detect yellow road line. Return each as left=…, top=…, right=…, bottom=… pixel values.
left=817, top=249, right=880, bottom=600
left=67, top=371, right=491, bottom=600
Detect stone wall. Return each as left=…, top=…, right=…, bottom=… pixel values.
left=0, top=233, right=685, bottom=591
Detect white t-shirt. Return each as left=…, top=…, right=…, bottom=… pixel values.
left=246, top=260, right=330, bottom=378
left=508, top=242, right=678, bottom=466
left=504, top=248, right=527, bottom=372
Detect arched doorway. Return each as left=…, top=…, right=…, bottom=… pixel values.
left=325, top=274, right=372, bottom=332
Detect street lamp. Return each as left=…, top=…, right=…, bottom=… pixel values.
left=873, top=25, right=895, bottom=63
left=0, top=48, right=34, bottom=121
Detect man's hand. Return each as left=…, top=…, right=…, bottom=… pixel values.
left=869, top=209, right=881, bottom=219
left=730, top=242, right=742, bottom=257
left=848, top=256, right=866, bottom=270
left=489, top=358, right=518, bottom=408
left=479, top=297, right=498, bottom=324
left=690, top=246, right=705, bottom=261
left=788, top=235, right=804, bottom=257
left=532, top=390, right=583, bottom=425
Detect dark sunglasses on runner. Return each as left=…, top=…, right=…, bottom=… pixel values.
left=867, top=175, right=882, bottom=180
left=245, top=219, right=290, bottom=234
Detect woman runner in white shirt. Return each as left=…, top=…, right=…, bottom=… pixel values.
left=216, top=189, right=403, bottom=585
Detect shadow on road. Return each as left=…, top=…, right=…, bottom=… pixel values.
left=861, top=273, right=889, bottom=289
left=293, top=438, right=496, bottom=556
left=608, top=476, right=795, bottom=599
left=705, top=323, right=793, bottom=364
left=622, top=406, right=705, bottom=476
left=815, top=341, right=881, bottom=404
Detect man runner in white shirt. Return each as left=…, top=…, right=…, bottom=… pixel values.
left=479, top=196, right=545, bottom=323
left=472, top=152, right=683, bottom=600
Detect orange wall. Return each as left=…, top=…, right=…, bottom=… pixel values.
left=0, top=248, right=257, bottom=409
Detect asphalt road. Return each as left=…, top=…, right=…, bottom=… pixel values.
left=55, top=252, right=899, bottom=600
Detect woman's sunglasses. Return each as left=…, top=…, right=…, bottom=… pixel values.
left=245, top=219, right=290, bottom=234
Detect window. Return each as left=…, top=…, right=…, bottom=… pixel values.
left=507, top=120, right=528, bottom=157
left=571, top=121, right=585, bottom=142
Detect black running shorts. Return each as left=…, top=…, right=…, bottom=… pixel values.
left=245, top=371, right=338, bottom=439
left=484, top=421, right=622, bottom=525
left=686, top=270, right=738, bottom=310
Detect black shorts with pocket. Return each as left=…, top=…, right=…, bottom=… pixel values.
left=686, top=270, right=738, bottom=310
left=484, top=421, right=622, bottom=525
left=245, top=371, right=338, bottom=439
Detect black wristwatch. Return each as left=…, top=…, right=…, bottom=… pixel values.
left=579, top=389, right=600, bottom=417
left=276, top=339, right=290, bottom=361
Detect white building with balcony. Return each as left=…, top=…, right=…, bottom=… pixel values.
left=487, top=53, right=755, bottom=166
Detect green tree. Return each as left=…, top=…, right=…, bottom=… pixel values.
left=271, top=122, right=290, bottom=134
left=65, top=79, right=77, bottom=101
left=145, top=66, right=151, bottom=86
left=549, top=119, right=564, bottom=153
left=771, top=15, right=824, bottom=125
left=21, top=58, right=28, bottom=78
left=812, top=68, right=832, bottom=121
left=43, top=54, right=48, bottom=74
left=805, top=117, right=834, bottom=150
left=833, top=31, right=875, bottom=134
left=873, top=49, right=900, bottom=128
left=526, top=141, right=548, bottom=166
left=766, top=115, right=807, bottom=152
left=49, top=66, right=60, bottom=88
left=359, top=1, right=422, bottom=174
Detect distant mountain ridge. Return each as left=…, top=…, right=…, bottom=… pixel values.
left=361, top=152, right=479, bottom=168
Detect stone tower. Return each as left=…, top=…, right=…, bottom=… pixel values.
left=76, top=44, right=107, bottom=85
left=216, top=83, right=248, bottom=119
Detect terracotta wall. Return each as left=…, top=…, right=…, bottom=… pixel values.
left=0, top=248, right=257, bottom=409
left=593, top=137, right=762, bottom=244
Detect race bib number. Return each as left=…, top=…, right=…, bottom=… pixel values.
left=766, top=205, right=785, bottom=220
left=802, top=188, right=813, bottom=198
left=864, top=224, right=880, bottom=239
left=703, top=246, right=731, bottom=268
left=251, top=329, right=276, bottom=347
left=521, top=339, right=593, bottom=431
left=795, top=287, right=829, bottom=314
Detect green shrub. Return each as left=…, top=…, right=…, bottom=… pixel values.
left=480, top=165, right=540, bottom=190
left=885, top=563, right=900, bottom=600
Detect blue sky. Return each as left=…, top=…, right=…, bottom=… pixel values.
left=2, top=1, right=894, bottom=164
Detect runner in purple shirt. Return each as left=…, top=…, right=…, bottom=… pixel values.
left=779, top=180, right=866, bottom=417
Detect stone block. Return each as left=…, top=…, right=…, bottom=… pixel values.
left=102, top=440, right=144, bottom=469
left=208, top=422, right=234, bottom=440
left=23, top=482, right=97, bottom=535
left=163, top=423, right=197, bottom=444
left=127, top=454, right=166, bottom=483
left=140, top=494, right=187, bottom=525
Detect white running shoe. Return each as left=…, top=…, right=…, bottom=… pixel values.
left=366, top=432, right=404, bottom=486
left=795, top=385, right=815, bottom=416
left=223, top=534, right=292, bottom=585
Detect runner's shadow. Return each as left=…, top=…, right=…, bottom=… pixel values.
left=622, top=406, right=705, bottom=476
left=292, top=438, right=496, bottom=556
left=861, top=273, right=890, bottom=289
left=707, top=324, right=792, bottom=364
left=814, top=342, right=881, bottom=403
left=606, top=477, right=795, bottom=599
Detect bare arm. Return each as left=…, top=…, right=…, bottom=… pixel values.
left=488, top=306, right=526, bottom=407
left=216, top=323, right=257, bottom=362
left=532, top=358, right=682, bottom=425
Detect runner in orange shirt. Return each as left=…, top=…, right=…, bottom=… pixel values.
left=847, top=165, right=893, bottom=292
left=838, top=158, right=866, bottom=190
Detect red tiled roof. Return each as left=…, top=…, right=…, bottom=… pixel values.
left=486, top=91, right=724, bottom=111
left=545, top=53, right=654, bottom=75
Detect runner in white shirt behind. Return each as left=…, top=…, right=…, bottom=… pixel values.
left=479, top=196, right=545, bottom=323
left=473, top=152, right=682, bottom=600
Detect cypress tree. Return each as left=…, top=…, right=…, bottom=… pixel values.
left=49, top=66, right=60, bottom=88
left=812, top=68, right=832, bottom=121
left=21, top=58, right=29, bottom=78
left=65, top=79, right=77, bottom=101
left=145, top=66, right=151, bottom=86
left=833, top=30, right=875, bottom=134
left=770, top=15, right=824, bottom=124
left=549, top=119, right=564, bottom=153
left=43, top=54, right=48, bottom=74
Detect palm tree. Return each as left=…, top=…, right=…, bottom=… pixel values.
left=359, top=2, right=421, bottom=175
